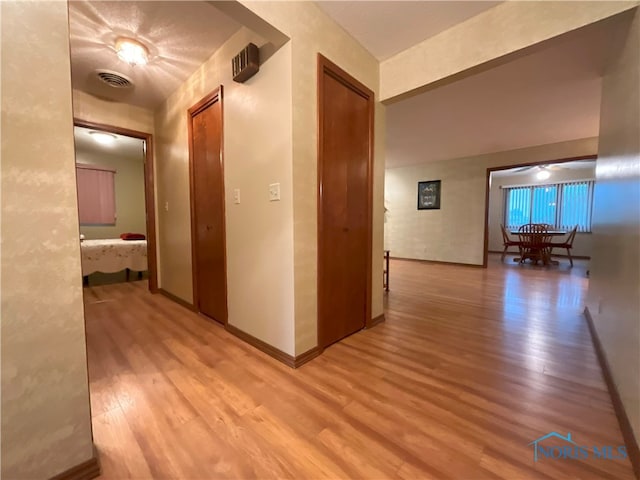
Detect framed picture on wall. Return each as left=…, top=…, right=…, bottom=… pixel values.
left=417, top=180, right=441, bottom=210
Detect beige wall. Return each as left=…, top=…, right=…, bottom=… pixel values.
left=380, top=1, right=639, bottom=102
left=384, top=138, right=598, bottom=265
left=77, top=147, right=147, bottom=240
left=73, top=89, right=155, bottom=134
left=241, top=1, right=385, bottom=354
left=588, top=7, right=640, bottom=441
left=488, top=165, right=596, bottom=257
left=1, top=2, right=94, bottom=478
left=154, top=27, right=296, bottom=354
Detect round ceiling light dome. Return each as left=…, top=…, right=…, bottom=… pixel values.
left=89, top=131, right=117, bottom=146
left=115, top=37, right=149, bottom=66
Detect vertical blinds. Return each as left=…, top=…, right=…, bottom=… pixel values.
left=504, top=180, right=593, bottom=232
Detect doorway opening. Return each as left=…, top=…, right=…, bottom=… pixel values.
left=484, top=155, right=597, bottom=267
left=74, top=119, right=158, bottom=292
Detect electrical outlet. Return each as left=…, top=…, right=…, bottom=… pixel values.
left=233, top=188, right=241, bottom=204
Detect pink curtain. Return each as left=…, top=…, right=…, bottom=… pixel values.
left=76, top=164, right=116, bottom=225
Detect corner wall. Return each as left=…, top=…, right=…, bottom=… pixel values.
left=384, top=138, right=598, bottom=264
left=154, top=27, right=295, bottom=355
left=588, top=6, right=640, bottom=445
left=240, top=1, right=385, bottom=355
left=1, top=2, right=94, bottom=478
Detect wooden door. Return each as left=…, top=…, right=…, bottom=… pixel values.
left=318, top=55, right=374, bottom=349
left=188, top=87, right=227, bottom=323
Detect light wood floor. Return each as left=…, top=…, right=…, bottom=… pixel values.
left=85, top=254, right=634, bottom=479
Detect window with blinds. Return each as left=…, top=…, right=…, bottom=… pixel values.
left=504, top=180, right=594, bottom=232
left=76, top=163, right=117, bottom=225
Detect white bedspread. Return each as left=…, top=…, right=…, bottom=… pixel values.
left=81, top=239, right=147, bottom=276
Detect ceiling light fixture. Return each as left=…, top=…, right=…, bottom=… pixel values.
left=89, top=131, right=117, bottom=146
left=536, top=167, right=551, bottom=180
left=115, top=37, right=149, bottom=66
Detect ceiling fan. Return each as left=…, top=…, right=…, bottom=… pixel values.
left=514, top=165, right=560, bottom=180
left=514, top=159, right=594, bottom=180
left=514, top=159, right=594, bottom=173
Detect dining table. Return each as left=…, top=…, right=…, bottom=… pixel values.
left=510, top=230, right=566, bottom=236
left=510, top=229, right=566, bottom=265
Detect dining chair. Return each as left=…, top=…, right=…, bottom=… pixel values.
left=549, top=225, right=578, bottom=267
left=517, top=223, right=552, bottom=265
left=500, top=224, right=521, bottom=262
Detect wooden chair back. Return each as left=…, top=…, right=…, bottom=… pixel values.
left=500, top=224, right=511, bottom=244
left=565, top=225, right=578, bottom=246
left=518, top=223, right=551, bottom=250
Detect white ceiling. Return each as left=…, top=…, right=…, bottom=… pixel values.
left=69, top=1, right=241, bottom=109
left=316, top=1, right=501, bottom=60
left=386, top=17, right=621, bottom=169
left=74, top=126, right=145, bottom=159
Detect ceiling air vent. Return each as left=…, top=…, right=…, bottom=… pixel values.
left=95, top=70, right=133, bottom=88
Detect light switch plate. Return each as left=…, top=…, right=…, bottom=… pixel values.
left=269, top=183, right=280, bottom=201
left=233, top=188, right=241, bottom=204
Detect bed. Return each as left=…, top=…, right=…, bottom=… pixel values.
left=80, top=239, right=148, bottom=276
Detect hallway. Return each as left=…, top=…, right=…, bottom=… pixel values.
left=85, top=256, right=634, bottom=479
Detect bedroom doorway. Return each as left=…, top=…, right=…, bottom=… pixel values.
left=187, top=87, right=228, bottom=324
left=73, top=119, right=158, bottom=292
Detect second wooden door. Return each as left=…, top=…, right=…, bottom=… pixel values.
left=318, top=55, right=374, bottom=349
left=188, top=88, right=227, bottom=323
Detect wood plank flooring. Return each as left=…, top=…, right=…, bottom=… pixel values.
left=85, top=254, right=635, bottom=479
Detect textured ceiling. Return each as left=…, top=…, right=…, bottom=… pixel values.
left=74, top=126, right=145, bottom=159
left=69, top=1, right=241, bottom=109
left=316, top=1, right=501, bottom=60
left=385, top=17, right=622, bottom=169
